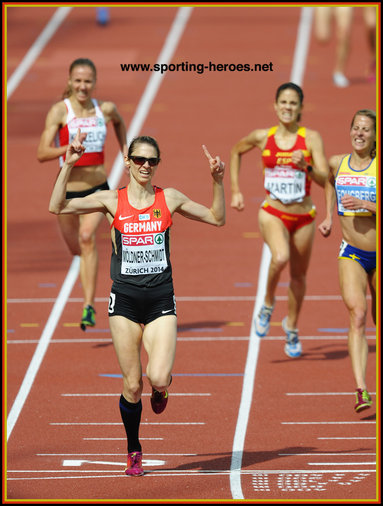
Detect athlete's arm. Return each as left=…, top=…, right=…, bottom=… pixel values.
left=165, top=145, right=225, bottom=227
left=49, top=129, right=115, bottom=216
left=341, top=194, right=376, bottom=214
left=318, top=154, right=342, bottom=237
left=305, top=130, right=329, bottom=188
left=230, top=129, right=266, bottom=211
left=101, top=101, right=128, bottom=158
left=37, top=102, right=68, bottom=162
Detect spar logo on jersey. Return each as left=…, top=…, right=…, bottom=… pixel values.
left=337, top=175, right=368, bottom=186
left=122, top=234, right=154, bottom=246
left=366, top=177, right=376, bottom=187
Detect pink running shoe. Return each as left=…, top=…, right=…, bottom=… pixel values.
left=150, top=388, right=168, bottom=414
left=354, top=389, right=372, bottom=413
left=125, top=451, right=144, bottom=476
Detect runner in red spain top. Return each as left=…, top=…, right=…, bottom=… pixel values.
left=230, top=82, right=328, bottom=358
left=262, top=125, right=313, bottom=205
left=49, top=130, right=225, bottom=477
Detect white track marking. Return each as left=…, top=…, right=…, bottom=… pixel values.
left=229, top=7, right=315, bottom=499
left=282, top=421, right=376, bottom=425
left=6, top=468, right=376, bottom=482
left=50, top=422, right=204, bottom=426
left=7, top=294, right=348, bottom=303
left=279, top=453, right=375, bottom=456
left=317, top=436, right=376, bottom=439
left=61, top=393, right=211, bottom=397
left=308, top=462, right=376, bottom=466
left=7, top=335, right=376, bottom=345
left=83, top=438, right=163, bottom=441
left=286, top=392, right=376, bottom=396
left=6, top=7, right=193, bottom=442
left=6, top=7, right=72, bottom=99
left=6, top=256, right=80, bottom=440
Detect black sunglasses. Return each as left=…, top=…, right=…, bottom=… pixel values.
left=129, top=156, right=159, bottom=167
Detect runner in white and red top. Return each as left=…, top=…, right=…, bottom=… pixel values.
left=49, top=131, right=226, bottom=477
left=38, top=58, right=127, bottom=330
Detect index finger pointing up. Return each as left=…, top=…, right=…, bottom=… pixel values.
left=75, top=127, right=87, bottom=143
left=202, top=144, right=213, bottom=161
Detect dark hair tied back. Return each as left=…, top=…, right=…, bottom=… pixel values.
left=128, top=136, right=161, bottom=160
left=275, top=82, right=304, bottom=122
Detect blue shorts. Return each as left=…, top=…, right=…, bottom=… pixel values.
left=338, top=240, right=376, bottom=273
left=108, top=282, right=177, bottom=325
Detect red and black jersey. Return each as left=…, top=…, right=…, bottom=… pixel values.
left=110, top=186, right=173, bottom=290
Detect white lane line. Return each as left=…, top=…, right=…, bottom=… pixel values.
left=318, top=437, right=376, bottom=440
left=83, top=438, right=163, bottom=441
left=38, top=453, right=196, bottom=456
left=107, top=6, right=193, bottom=190
left=308, top=462, right=376, bottom=466
left=6, top=468, right=377, bottom=481
left=6, top=7, right=72, bottom=99
left=7, top=335, right=377, bottom=345
left=279, top=453, right=375, bottom=456
left=7, top=256, right=80, bottom=441
left=229, top=7, right=314, bottom=500
left=6, top=7, right=193, bottom=443
left=61, top=393, right=211, bottom=397
left=282, top=421, right=376, bottom=425
left=286, top=392, right=376, bottom=396
left=7, top=469, right=376, bottom=475
left=7, top=294, right=348, bottom=303
left=50, top=422, right=204, bottom=426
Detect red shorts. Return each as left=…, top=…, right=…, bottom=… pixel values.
left=261, top=201, right=316, bottom=233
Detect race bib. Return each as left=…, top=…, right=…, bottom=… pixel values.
left=68, top=117, right=106, bottom=153
left=264, top=166, right=306, bottom=204
left=335, top=175, right=376, bottom=216
left=121, top=232, right=168, bottom=275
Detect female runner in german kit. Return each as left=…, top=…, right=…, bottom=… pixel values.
left=49, top=129, right=225, bottom=476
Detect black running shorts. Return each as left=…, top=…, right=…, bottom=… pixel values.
left=66, top=181, right=110, bottom=199
left=108, top=283, right=177, bottom=325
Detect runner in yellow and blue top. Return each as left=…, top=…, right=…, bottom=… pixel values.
left=319, top=109, right=376, bottom=413
left=49, top=130, right=225, bottom=477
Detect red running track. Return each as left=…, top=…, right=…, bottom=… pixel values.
left=5, top=5, right=378, bottom=502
